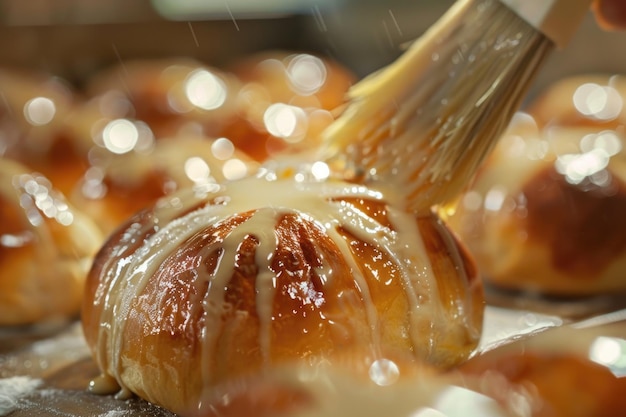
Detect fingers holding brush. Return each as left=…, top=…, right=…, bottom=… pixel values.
left=593, top=0, right=626, bottom=30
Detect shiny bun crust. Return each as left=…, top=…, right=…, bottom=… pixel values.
left=69, top=135, right=259, bottom=236
left=462, top=351, right=626, bottom=417
left=0, top=158, right=103, bottom=325
left=82, top=174, right=483, bottom=415
left=527, top=74, right=626, bottom=129
left=84, top=58, right=242, bottom=139
left=449, top=76, right=626, bottom=298
left=457, top=323, right=626, bottom=417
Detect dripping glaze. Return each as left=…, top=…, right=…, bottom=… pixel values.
left=83, top=161, right=480, bottom=411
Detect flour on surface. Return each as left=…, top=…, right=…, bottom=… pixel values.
left=0, top=376, right=42, bottom=416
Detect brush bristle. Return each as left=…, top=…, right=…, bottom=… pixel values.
left=321, top=0, right=554, bottom=215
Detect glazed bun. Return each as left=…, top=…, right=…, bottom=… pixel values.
left=449, top=79, right=626, bottom=300
left=85, top=58, right=241, bottom=139
left=71, top=134, right=259, bottom=235
left=458, top=319, right=626, bottom=417
left=81, top=168, right=483, bottom=416
left=528, top=74, right=626, bottom=128
left=221, top=51, right=354, bottom=162
left=0, top=69, right=87, bottom=196
left=0, top=157, right=103, bottom=325
left=230, top=50, right=353, bottom=111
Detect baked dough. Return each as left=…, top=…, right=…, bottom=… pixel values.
left=0, top=158, right=103, bottom=325
left=81, top=169, right=483, bottom=415
left=84, top=58, right=242, bottom=139
left=449, top=76, right=626, bottom=298
left=458, top=319, right=626, bottom=417
left=70, top=134, right=259, bottom=235
left=220, top=51, right=355, bottom=162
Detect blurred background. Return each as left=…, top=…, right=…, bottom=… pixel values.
left=2, top=0, right=626, bottom=99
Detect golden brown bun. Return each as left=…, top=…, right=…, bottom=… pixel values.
left=0, top=69, right=88, bottom=196
left=221, top=51, right=354, bottom=162
left=229, top=50, right=354, bottom=111
left=85, top=58, right=241, bottom=139
left=69, top=134, right=258, bottom=235
left=0, top=158, right=103, bottom=325
left=463, top=352, right=626, bottom=417
left=81, top=173, right=483, bottom=416
left=449, top=90, right=626, bottom=297
left=528, top=74, right=626, bottom=128
left=457, top=321, right=626, bottom=417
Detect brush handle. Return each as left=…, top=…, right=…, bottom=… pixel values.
left=499, top=0, right=593, bottom=48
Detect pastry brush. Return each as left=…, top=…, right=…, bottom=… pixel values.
left=320, top=0, right=592, bottom=215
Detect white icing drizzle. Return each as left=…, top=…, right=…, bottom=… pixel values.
left=387, top=208, right=442, bottom=357
left=91, top=172, right=446, bottom=399
left=93, top=203, right=225, bottom=392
